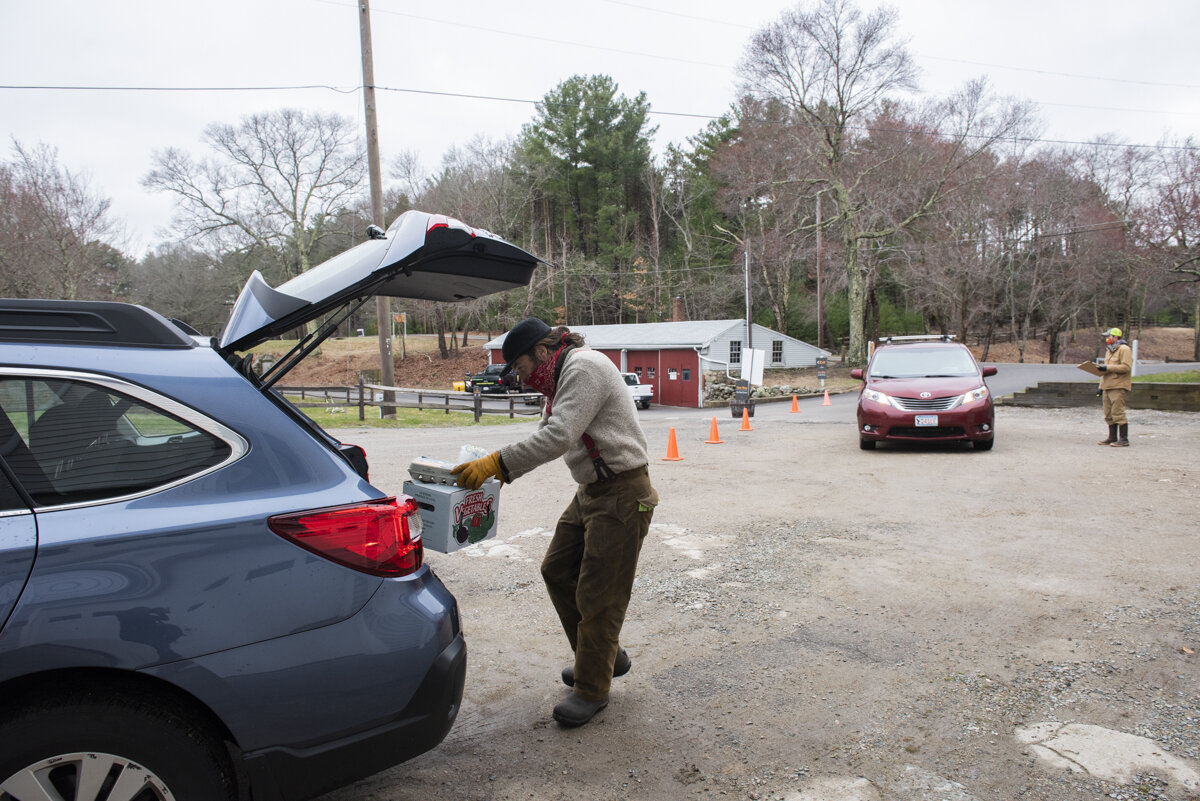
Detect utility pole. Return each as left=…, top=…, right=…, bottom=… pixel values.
left=744, top=249, right=752, bottom=350
left=815, top=192, right=824, bottom=350
left=359, top=0, right=395, bottom=417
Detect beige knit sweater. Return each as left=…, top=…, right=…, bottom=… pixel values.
left=500, top=348, right=649, bottom=484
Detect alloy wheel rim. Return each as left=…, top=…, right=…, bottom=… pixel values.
left=1, top=752, right=173, bottom=801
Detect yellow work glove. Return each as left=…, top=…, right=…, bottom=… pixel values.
left=451, top=451, right=504, bottom=490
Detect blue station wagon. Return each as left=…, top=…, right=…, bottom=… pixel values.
left=0, top=212, right=538, bottom=800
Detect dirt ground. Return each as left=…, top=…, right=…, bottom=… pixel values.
left=969, top=326, right=1197, bottom=365
left=315, top=401, right=1200, bottom=801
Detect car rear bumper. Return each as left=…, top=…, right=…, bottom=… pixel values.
left=241, top=631, right=467, bottom=801
left=147, top=568, right=465, bottom=801
left=857, top=401, right=995, bottom=443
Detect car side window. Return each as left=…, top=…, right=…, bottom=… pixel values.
left=0, top=377, right=232, bottom=506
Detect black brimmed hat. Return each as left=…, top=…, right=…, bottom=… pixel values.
left=499, top=317, right=552, bottom=376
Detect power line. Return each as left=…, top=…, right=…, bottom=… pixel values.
left=2, top=83, right=1192, bottom=151
left=0, top=84, right=360, bottom=94
left=3, top=81, right=1189, bottom=121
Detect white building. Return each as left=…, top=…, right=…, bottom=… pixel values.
left=486, top=319, right=830, bottom=408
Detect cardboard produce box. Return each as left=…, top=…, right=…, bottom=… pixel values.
left=402, top=478, right=500, bottom=554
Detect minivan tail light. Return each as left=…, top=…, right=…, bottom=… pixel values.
left=269, top=497, right=423, bottom=577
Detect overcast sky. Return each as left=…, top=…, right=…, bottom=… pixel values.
left=3, top=0, right=1197, bottom=256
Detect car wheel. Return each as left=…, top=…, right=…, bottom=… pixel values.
left=640, top=400, right=650, bottom=410
left=0, top=693, right=236, bottom=801
left=859, top=438, right=876, bottom=450
left=973, top=438, right=994, bottom=451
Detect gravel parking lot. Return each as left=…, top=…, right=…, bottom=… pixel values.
left=318, top=397, right=1200, bottom=801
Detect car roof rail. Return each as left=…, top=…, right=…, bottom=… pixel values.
left=877, top=334, right=957, bottom=344
left=0, top=299, right=196, bottom=348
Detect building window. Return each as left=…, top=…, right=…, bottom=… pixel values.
left=682, top=369, right=691, bottom=381
left=647, top=367, right=655, bottom=379
left=668, top=369, right=678, bottom=380
left=772, top=340, right=783, bottom=364
left=634, top=366, right=642, bottom=377
left=730, top=340, right=742, bottom=364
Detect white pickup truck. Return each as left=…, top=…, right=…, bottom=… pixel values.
left=621, top=373, right=653, bottom=409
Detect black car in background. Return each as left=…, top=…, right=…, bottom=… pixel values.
left=465, top=362, right=518, bottom=394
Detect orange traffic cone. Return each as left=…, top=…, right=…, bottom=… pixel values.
left=739, top=406, right=753, bottom=431
left=791, top=394, right=799, bottom=413
left=662, top=427, right=684, bottom=460
left=822, top=389, right=832, bottom=406
left=705, top=416, right=724, bottom=444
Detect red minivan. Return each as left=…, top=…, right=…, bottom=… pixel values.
left=850, top=336, right=998, bottom=451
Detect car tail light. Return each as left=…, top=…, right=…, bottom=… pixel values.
left=269, top=497, right=423, bottom=577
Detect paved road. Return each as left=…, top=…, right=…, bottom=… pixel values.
left=980, top=360, right=1200, bottom=397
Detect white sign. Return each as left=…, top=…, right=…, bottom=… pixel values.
left=742, top=348, right=766, bottom=386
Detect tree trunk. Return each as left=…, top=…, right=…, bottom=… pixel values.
left=1193, top=293, right=1200, bottom=361
left=1017, top=314, right=1030, bottom=363
left=845, top=235, right=868, bottom=366
left=436, top=307, right=449, bottom=359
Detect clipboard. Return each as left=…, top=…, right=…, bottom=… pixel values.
left=1076, top=361, right=1103, bottom=377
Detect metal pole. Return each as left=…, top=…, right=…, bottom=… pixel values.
left=815, top=192, right=824, bottom=350
left=359, top=0, right=396, bottom=417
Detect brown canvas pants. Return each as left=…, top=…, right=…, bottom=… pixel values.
left=1103, top=388, right=1129, bottom=425
left=541, top=465, right=656, bottom=702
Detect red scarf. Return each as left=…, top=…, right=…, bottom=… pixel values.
left=525, top=338, right=568, bottom=414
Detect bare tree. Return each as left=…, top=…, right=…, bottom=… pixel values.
left=711, top=99, right=816, bottom=333
left=1144, top=136, right=1200, bottom=358
left=737, top=0, right=1035, bottom=364
left=0, top=140, right=124, bottom=300
left=144, top=108, right=365, bottom=283
left=125, top=243, right=232, bottom=335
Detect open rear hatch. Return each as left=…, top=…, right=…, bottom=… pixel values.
left=217, top=210, right=540, bottom=386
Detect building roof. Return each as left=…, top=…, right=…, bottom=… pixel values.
left=485, top=319, right=830, bottom=354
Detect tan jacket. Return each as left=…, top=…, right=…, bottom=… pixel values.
left=1100, top=342, right=1133, bottom=390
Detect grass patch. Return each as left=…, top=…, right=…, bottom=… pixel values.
left=299, top=405, right=535, bottom=429
left=1133, top=370, right=1200, bottom=383
left=251, top=334, right=452, bottom=358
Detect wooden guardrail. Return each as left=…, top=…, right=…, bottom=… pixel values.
left=276, top=384, right=544, bottom=422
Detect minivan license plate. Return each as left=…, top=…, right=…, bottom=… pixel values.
left=915, top=415, right=938, bottom=427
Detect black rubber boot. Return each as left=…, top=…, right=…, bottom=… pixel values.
left=553, top=692, right=608, bottom=727
left=1111, top=424, right=1129, bottom=447
left=1098, top=424, right=1118, bottom=445
left=561, top=648, right=630, bottom=687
